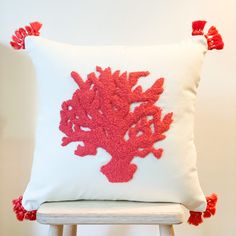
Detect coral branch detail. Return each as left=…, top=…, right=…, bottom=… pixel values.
left=188, top=193, right=218, bottom=226
left=10, top=21, right=42, bottom=50
left=192, top=20, right=224, bottom=50
left=59, top=66, right=173, bottom=182
left=12, top=196, right=37, bottom=221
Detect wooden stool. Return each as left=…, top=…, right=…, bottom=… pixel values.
left=37, top=201, right=185, bottom=236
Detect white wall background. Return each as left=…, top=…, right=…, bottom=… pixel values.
left=0, top=0, right=235, bottom=235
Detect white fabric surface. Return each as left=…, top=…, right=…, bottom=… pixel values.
left=22, top=36, right=207, bottom=212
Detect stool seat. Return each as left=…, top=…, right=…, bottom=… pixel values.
left=36, top=200, right=185, bottom=236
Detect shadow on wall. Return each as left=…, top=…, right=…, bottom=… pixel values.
left=0, top=43, right=36, bottom=236
left=0, top=43, right=36, bottom=140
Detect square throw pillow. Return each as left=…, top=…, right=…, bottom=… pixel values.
left=10, top=20, right=223, bottom=226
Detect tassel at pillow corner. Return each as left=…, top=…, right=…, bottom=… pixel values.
left=188, top=193, right=218, bottom=226
left=10, top=21, right=42, bottom=221
left=192, top=20, right=224, bottom=50
left=10, top=21, right=42, bottom=50
left=188, top=19, right=224, bottom=226
left=12, top=196, right=37, bottom=221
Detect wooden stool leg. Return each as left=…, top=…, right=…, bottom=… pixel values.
left=63, top=225, right=77, bottom=236
left=159, top=225, right=175, bottom=236
left=48, top=225, right=63, bottom=236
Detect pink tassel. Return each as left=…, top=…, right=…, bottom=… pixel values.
left=192, top=20, right=207, bottom=35
left=10, top=21, right=42, bottom=50
left=192, top=20, right=224, bottom=50
left=205, top=26, right=224, bottom=50
left=188, top=193, right=218, bottom=226
left=12, top=195, right=37, bottom=221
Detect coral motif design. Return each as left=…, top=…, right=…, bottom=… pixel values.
left=59, top=66, right=173, bottom=182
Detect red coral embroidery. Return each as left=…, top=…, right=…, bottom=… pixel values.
left=59, top=66, right=173, bottom=182
left=12, top=195, right=37, bottom=221
left=10, top=21, right=42, bottom=50
left=188, top=193, right=218, bottom=226
left=192, top=20, right=224, bottom=50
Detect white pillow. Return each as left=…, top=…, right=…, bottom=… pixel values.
left=11, top=21, right=223, bottom=225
